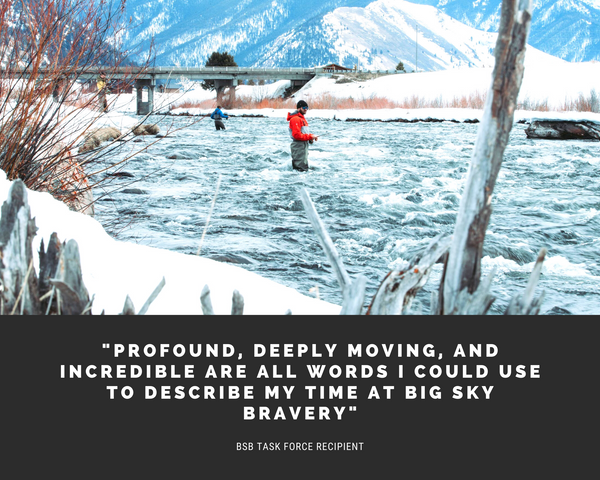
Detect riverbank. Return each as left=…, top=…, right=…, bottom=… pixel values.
left=156, top=105, right=600, bottom=125
left=103, top=89, right=600, bottom=129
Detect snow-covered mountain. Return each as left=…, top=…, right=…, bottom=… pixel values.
left=409, top=0, right=600, bottom=62
left=124, top=0, right=369, bottom=67
left=258, top=0, right=501, bottom=71
left=122, top=0, right=598, bottom=69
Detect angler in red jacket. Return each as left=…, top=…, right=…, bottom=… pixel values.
left=287, top=100, right=318, bottom=171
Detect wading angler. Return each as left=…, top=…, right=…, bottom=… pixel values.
left=287, top=100, right=319, bottom=171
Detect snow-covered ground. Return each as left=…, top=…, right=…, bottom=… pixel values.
left=0, top=170, right=342, bottom=315
left=2, top=55, right=599, bottom=315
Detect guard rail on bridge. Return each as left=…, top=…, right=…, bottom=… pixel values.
left=78, top=66, right=318, bottom=82
left=5, top=65, right=318, bottom=81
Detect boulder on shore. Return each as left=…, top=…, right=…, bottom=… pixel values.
left=79, top=126, right=122, bottom=153
left=524, top=120, right=600, bottom=140
left=132, top=124, right=160, bottom=136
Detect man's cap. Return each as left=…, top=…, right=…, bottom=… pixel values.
left=296, top=100, right=308, bottom=109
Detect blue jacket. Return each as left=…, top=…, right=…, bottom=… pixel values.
left=210, top=108, right=229, bottom=120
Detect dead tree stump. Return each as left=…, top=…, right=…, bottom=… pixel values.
left=0, top=180, right=41, bottom=315
left=49, top=239, right=91, bottom=315
left=0, top=179, right=91, bottom=315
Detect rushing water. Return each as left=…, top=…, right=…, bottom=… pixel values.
left=91, top=114, right=600, bottom=315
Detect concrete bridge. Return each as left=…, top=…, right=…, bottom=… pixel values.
left=7, top=64, right=377, bottom=114
left=80, top=66, right=320, bottom=114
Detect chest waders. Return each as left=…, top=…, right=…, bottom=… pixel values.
left=212, top=112, right=226, bottom=130
left=289, top=120, right=310, bottom=172
left=291, top=140, right=309, bottom=171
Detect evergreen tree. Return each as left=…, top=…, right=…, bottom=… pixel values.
left=202, top=51, right=238, bottom=90
left=395, top=61, right=405, bottom=72
left=205, top=51, right=237, bottom=67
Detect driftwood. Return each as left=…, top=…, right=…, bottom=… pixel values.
left=199, top=285, right=246, bottom=315
left=300, top=188, right=368, bottom=314
left=138, top=277, right=166, bottom=315
left=39, top=233, right=61, bottom=300
left=231, top=290, right=244, bottom=315
left=0, top=180, right=90, bottom=315
left=0, top=177, right=169, bottom=315
left=446, top=267, right=497, bottom=315
left=505, top=248, right=547, bottom=314
left=50, top=239, right=91, bottom=314
left=119, top=277, right=166, bottom=315
left=367, top=234, right=451, bottom=315
left=442, top=0, right=539, bottom=315
left=525, top=121, right=600, bottom=140
left=200, top=284, right=215, bottom=315
left=121, top=295, right=136, bottom=315
left=339, top=274, right=367, bottom=315
left=299, top=192, right=496, bottom=315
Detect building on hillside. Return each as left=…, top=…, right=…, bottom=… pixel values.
left=315, top=63, right=353, bottom=73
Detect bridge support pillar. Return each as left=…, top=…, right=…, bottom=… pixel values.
left=214, top=79, right=234, bottom=92
left=136, top=79, right=155, bottom=115
left=215, top=79, right=236, bottom=108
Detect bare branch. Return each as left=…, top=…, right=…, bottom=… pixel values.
left=137, top=276, right=166, bottom=315
left=505, top=248, right=547, bottom=315
left=300, top=188, right=351, bottom=291
left=340, top=274, right=367, bottom=315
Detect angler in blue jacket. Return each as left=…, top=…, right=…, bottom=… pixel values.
left=210, top=105, right=229, bottom=130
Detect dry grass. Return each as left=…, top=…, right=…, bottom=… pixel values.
left=170, top=88, right=599, bottom=113
left=562, top=89, right=599, bottom=113
left=171, top=98, right=216, bottom=110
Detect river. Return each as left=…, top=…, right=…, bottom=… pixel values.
left=91, top=113, right=600, bottom=315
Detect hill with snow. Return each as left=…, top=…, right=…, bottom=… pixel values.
left=122, top=0, right=600, bottom=68
left=408, top=0, right=600, bottom=62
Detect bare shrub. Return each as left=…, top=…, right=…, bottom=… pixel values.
left=171, top=98, right=216, bottom=110
left=562, top=89, right=600, bottom=113
left=166, top=86, right=596, bottom=113
left=334, top=76, right=356, bottom=84
left=591, top=89, right=599, bottom=113
left=399, top=95, right=425, bottom=109
left=0, top=0, right=154, bottom=215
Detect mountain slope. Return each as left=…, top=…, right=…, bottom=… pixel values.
left=408, top=0, right=600, bottom=62
left=257, top=0, right=501, bottom=71
left=124, top=0, right=372, bottom=66
left=122, top=0, right=593, bottom=69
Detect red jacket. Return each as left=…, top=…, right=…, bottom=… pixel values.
left=287, top=110, right=312, bottom=141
